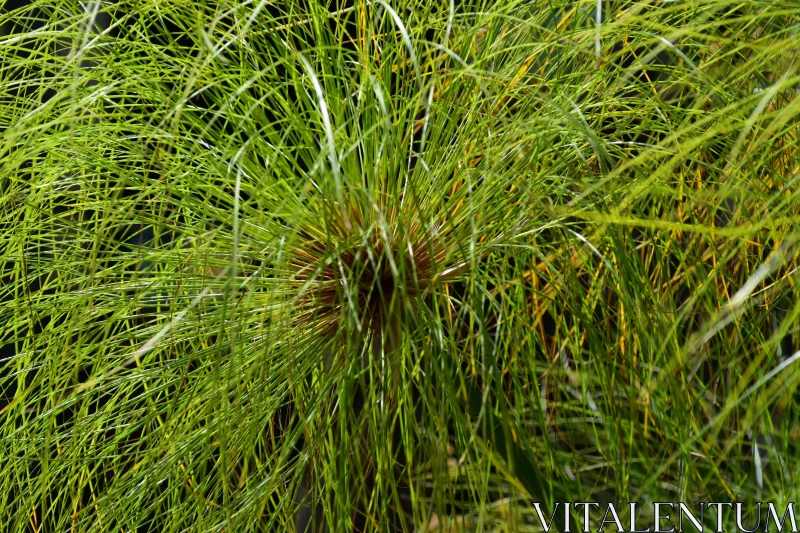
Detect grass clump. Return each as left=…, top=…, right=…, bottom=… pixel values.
left=1, top=0, right=800, bottom=531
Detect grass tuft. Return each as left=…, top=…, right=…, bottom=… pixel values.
left=1, top=0, right=800, bottom=531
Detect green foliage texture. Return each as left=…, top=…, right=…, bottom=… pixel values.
left=2, top=0, right=800, bottom=531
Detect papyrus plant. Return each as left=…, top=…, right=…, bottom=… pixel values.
left=2, top=0, right=800, bottom=531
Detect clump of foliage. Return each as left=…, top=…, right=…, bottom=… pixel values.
left=1, top=0, right=800, bottom=531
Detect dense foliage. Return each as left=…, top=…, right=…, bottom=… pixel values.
left=2, top=0, right=800, bottom=531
